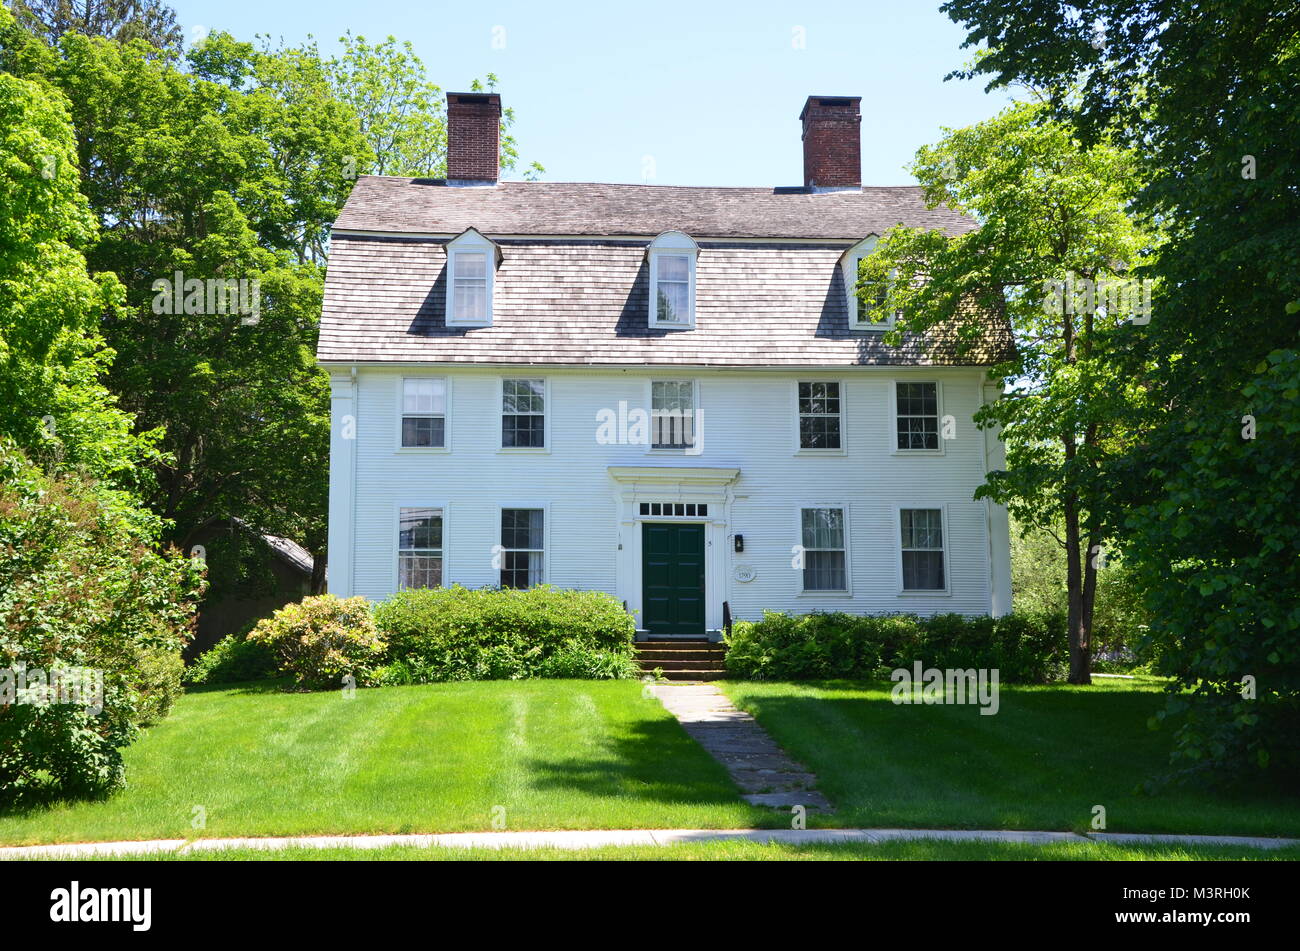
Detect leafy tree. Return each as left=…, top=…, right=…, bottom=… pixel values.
left=2, top=28, right=368, bottom=588
left=941, top=0, right=1300, bottom=779
left=860, top=100, right=1157, bottom=684
left=0, top=52, right=158, bottom=488
left=9, top=0, right=182, bottom=52
left=305, top=32, right=542, bottom=179
left=1011, top=518, right=1148, bottom=664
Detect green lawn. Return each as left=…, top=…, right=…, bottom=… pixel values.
left=4, top=677, right=1297, bottom=850
left=0, top=680, right=769, bottom=846
left=721, top=677, right=1300, bottom=837
left=23, top=839, right=1300, bottom=861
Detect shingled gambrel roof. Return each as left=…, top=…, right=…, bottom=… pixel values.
left=331, top=178, right=977, bottom=240
left=318, top=178, right=1013, bottom=367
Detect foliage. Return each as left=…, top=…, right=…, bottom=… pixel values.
left=0, top=442, right=203, bottom=802
left=940, top=0, right=1300, bottom=780
left=0, top=58, right=160, bottom=489
left=725, top=610, right=1066, bottom=684
left=313, top=33, right=541, bottom=179
left=370, top=585, right=637, bottom=683
left=131, top=646, right=183, bottom=725
left=1011, top=517, right=1149, bottom=667
left=182, top=627, right=278, bottom=686
left=860, top=99, right=1158, bottom=683
left=9, top=0, right=182, bottom=52
left=246, top=595, right=385, bottom=691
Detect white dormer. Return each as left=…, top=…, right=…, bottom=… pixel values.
left=445, top=228, right=499, bottom=327
left=647, top=231, right=698, bottom=329
left=842, top=235, right=898, bottom=331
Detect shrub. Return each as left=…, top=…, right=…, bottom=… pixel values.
left=725, top=609, right=1066, bottom=684
left=372, top=585, right=636, bottom=683
left=0, top=443, right=204, bottom=802
left=132, top=647, right=184, bottom=726
left=183, top=627, right=279, bottom=686
left=537, top=644, right=641, bottom=680
left=247, top=595, right=386, bottom=691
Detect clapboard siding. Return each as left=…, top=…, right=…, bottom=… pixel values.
left=331, top=365, right=1005, bottom=622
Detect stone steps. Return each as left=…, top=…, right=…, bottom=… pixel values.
left=634, top=639, right=728, bottom=682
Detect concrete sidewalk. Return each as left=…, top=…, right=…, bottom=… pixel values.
left=2, top=827, right=1295, bottom=859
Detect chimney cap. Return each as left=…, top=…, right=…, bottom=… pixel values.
left=447, top=91, right=502, bottom=107
left=799, top=95, right=862, bottom=121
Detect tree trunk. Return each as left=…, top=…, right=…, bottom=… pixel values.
left=1063, top=498, right=1092, bottom=685
left=310, top=551, right=328, bottom=595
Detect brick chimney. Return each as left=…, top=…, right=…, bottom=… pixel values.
left=800, top=96, right=862, bottom=191
left=446, top=92, right=501, bottom=184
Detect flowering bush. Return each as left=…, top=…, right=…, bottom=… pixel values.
left=247, top=595, right=386, bottom=691
left=0, top=443, right=203, bottom=802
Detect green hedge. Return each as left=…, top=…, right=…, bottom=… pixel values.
left=725, top=610, right=1067, bottom=684
left=182, top=627, right=279, bottom=686
left=369, top=585, right=637, bottom=684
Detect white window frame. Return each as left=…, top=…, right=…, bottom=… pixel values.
left=793, top=379, right=847, bottom=455
left=498, top=377, right=549, bottom=452
left=646, top=378, right=701, bottom=455
left=394, top=502, right=447, bottom=592
left=795, top=503, right=852, bottom=597
left=843, top=236, right=898, bottom=331
left=497, top=502, right=550, bottom=589
left=396, top=376, right=451, bottom=452
left=895, top=503, right=951, bottom=596
left=890, top=378, right=945, bottom=455
left=444, top=228, right=496, bottom=328
left=647, top=231, right=699, bottom=329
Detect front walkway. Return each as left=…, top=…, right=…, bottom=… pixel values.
left=2, top=828, right=1296, bottom=860
left=649, top=683, right=832, bottom=809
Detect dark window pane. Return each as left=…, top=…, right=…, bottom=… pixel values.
left=801, top=508, right=845, bottom=549
left=800, top=416, right=841, bottom=449
left=501, top=509, right=543, bottom=550
left=503, top=414, right=545, bottom=447
left=500, top=551, right=542, bottom=589
left=402, top=416, right=445, bottom=448
left=399, top=553, right=442, bottom=590
left=902, top=551, right=945, bottom=590
left=803, top=550, right=846, bottom=591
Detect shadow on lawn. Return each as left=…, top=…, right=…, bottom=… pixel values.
left=730, top=681, right=1300, bottom=833
left=522, top=712, right=767, bottom=815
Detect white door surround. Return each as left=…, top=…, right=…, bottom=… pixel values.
left=608, top=466, right=739, bottom=641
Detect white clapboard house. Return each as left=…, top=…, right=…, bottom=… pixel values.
left=319, top=93, right=1014, bottom=640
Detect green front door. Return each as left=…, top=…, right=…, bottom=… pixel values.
left=642, top=522, right=706, bottom=637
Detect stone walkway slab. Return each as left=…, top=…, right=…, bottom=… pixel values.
left=650, top=683, right=832, bottom=810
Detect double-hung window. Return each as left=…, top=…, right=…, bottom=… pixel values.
left=900, top=508, right=946, bottom=590
left=896, top=382, right=939, bottom=450
left=647, top=231, right=698, bottom=329
left=651, top=380, right=695, bottom=450
left=844, top=237, right=899, bottom=331
left=798, top=382, right=842, bottom=450
left=445, top=228, right=496, bottom=327
left=800, top=507, right=847, bottom=591
left=398, top=507, right=443, bottom=589
left=401, top=378, right=446, bottom=448
left=502, top=379, right=545, bottom=448
left=452, top=252, right=488, bottom=322
left=500, top=509, right=544, bottom=589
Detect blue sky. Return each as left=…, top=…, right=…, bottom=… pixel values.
left=169, top=0, right=1012, bottom=187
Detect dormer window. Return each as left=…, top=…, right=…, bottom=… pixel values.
left=647, top=231, right=698, bottom=329
left=843, top=236, right=899, bottom=331
left=445, top=228, right=498, bottom=327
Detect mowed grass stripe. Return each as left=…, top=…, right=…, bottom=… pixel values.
left=722, top=679, right=1300, bottom=837
left=0, top=681, right=768, bottom=846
